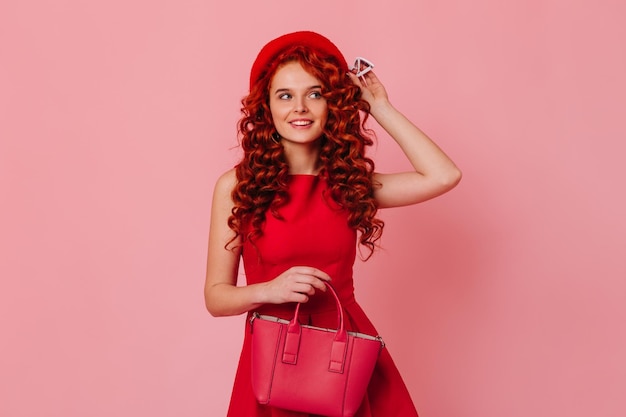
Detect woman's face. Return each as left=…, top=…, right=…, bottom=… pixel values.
left=268, top=61, right=328, bottom=146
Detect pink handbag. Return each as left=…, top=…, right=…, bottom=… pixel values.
left=249, top=282, right=385, bottom=417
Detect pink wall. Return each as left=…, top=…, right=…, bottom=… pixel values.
left=1, top=1, right=624, bottom=416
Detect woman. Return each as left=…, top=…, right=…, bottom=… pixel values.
left=205, top=31, right=461, bottom=417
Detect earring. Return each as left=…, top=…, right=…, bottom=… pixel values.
left=271, top=132, right=281, bottom=144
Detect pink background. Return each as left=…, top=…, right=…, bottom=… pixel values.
left=1, top=1, right=625, bottom=416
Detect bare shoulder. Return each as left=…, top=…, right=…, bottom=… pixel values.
left=208, top=169, right=238, bottom=219
left=213, top=168, right=237, bottom=199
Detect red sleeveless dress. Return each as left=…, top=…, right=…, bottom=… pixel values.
left=227, top=175, right=419, bottom=417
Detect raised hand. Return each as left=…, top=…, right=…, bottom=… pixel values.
left=347, top=69, right=389, bottom=109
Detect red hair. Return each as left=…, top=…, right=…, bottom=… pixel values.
left=228, top=46, right=384, bottom=258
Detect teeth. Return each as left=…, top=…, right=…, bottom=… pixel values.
left=291, top=120, right=312, bottom=126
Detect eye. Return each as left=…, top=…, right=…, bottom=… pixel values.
left=309, top=91, right=323, bottom=99
left=278, top=93, right=292, bottom=100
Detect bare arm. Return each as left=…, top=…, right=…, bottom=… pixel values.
left=348, top=71, right=462, bottom=208
left=204, top=169, right=331, bottom=317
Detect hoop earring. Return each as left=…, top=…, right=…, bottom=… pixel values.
left=271, top=132, right=281, bottom=144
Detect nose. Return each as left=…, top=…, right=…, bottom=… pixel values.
left=293, top=96, right=308, bottom=113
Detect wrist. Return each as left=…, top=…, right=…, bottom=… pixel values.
left=369, top=99, right=395, bottom=120
left=253, top=281, right=270, bottom=305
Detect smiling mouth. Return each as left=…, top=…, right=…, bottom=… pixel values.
left=290, top=120, right=313, bottom=127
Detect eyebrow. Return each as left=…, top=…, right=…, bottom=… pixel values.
left=273, top=85, right=323, bottom=94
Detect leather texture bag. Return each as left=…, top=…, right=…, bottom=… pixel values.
left=249, top=282, right=385, bottom=417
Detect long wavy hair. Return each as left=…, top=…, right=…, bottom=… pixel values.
left=228, top=45, right=384, bottom=259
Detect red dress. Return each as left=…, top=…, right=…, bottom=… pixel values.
left=227, top=175, right=419, bottom=417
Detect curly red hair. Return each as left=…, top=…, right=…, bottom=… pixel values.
left=228, top=46, right=384, bottom=258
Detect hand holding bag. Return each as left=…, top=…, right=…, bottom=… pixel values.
left=249, top=282, right=385, bottom=417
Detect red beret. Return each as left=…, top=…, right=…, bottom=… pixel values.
left=249, top=31, right=349, bottom=91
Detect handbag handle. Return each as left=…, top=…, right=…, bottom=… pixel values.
left=282, top=281, right=349, bottom=373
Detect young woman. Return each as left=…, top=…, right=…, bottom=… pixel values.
left=205, top=31, right=461, bottom=417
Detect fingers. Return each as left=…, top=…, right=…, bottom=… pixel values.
left=288, top=269, right=329, bottom=293
left=293, top=283, right=316, bottom=299
left=264, top=266, right=332, bottom=305
left=347, top=70, right=379, bottom=92
left=290, top=266, right=332, bottom=283
left=347, top=71, right=362, bottom=86
left=362, top=69, right=379, bottom=84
